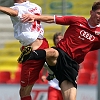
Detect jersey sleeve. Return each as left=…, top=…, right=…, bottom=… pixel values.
left=10, top=6, right=23, bottom=18
left=55, top=15, right=78, bottom=25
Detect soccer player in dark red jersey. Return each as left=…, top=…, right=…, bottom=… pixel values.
left=20, top=1, right=100, bottom=100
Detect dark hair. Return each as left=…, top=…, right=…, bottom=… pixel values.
left=92, top=1, right=100, bottom=11
left=53, top=32, right=63, bottom=46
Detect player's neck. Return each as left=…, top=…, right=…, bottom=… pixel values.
left=14, top=0, right=27, bottom=3
left=88, top=18, right=97, bottom=27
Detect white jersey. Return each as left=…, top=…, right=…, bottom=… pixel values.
left=10, top=1, right=44, bottom=46
left=48, top=78, right=61, bottom=90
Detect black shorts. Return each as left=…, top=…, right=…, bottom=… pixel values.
left=47, top=47, right=79, bottom=88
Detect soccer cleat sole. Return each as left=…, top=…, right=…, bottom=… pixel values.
left=17, top=46, right=32, bottom=63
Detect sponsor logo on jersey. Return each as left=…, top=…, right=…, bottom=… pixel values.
left=79, top=30, right=95, bottom=41
left=28, top=7, right=37, bottom=13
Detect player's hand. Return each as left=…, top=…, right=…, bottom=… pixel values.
left=41, top=75, right=47, bottom=82
left=21, top=14, right=34, bottom=23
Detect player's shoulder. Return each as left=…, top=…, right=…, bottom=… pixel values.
left=73, top=15, right=85, bottom=19
left=72, top=15, right=86, bottom=22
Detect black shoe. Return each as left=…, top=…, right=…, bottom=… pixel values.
left=17, top=46, right=32, bottom=63
left=46, top=74, right=55, bottom=81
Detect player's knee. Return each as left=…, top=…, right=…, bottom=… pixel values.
left=46, top=48, right=58, bottom=58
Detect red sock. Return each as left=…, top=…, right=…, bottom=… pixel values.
left=21, top=96, right=31, bottom=100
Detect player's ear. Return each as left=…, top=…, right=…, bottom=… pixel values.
left=90, top=10, right=93, bottom=16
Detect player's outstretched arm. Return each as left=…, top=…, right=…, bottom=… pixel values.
left=22, top=14, right=55, bottom=23
left=0, top=6, right=18, bottom=16
left=33, top=15, right=55, bottom=23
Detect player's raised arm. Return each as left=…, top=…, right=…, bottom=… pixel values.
left=21, top=14, right=55, bottom=23
left=0, top=6, right=18, bottom=16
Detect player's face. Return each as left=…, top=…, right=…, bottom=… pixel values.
left=55, top=35, right=63, bottom=46
left=90, top=9, right=100, bottom=25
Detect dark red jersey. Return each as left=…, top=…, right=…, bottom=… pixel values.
left=55, top=15, right=100, bottom=64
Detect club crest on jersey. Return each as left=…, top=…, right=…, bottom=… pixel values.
left=95, top=31, right=100, bottom=35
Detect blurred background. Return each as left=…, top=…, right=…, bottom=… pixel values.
left=0, top=0, right=99, bottom=100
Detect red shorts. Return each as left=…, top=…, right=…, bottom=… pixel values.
left=48, top=86, right=63, bottom=100
left=20, top=38, right=49, bottom=87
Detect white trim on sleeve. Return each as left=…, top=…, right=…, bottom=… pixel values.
left=54, top=15, right=56, bottom=23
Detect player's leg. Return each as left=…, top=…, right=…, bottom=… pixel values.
left=20, top=59, right=45, bottom=100
left=17, top=38, right=48, bottom=63
left=18, top=47, right=59, bottom=66
left=27, top=47, right=58, bottom=65
left=60, top=80, right=77, bottom=100
left=19, top=38, right=49, bottom=100
left=46, top=48, right=59, bottom=66
left=20, top=85, right=33, bottom=100
left=48, top=48, right=79, bottom=100
left=19, top=61, right=35, bottom=100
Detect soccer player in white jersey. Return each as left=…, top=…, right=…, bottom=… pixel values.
left=20, top=1, right=100, bottom=100
left=0, top=0, right=49, bottom=100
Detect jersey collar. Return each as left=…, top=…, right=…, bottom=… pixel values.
left=87, top=19, right=100, bottom=28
